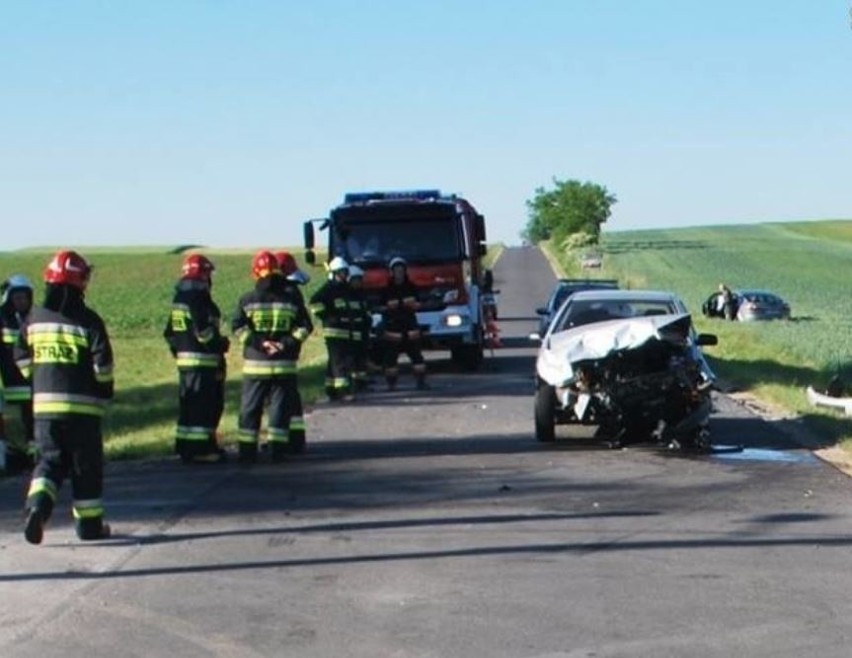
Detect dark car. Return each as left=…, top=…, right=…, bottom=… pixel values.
left=535, top=279, right=619, bottom=336
left=702, top=289, right=790, bottom=321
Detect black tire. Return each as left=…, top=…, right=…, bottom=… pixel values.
left=534, top=383, right=557, bottom=443
left=452, top=344, right=483, bottom=371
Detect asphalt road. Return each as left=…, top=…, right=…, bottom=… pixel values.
left=3, top=246, right=852, bottom=658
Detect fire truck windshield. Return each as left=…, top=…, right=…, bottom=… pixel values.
left=331, top=207, right=463, bottom=266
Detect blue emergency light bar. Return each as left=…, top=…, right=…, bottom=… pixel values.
left=343, top=190, right=443, bottom=204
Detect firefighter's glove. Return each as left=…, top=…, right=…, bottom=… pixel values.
left=262, top=340, right=284, bottom=355
left=218, top=336, right=231, bottom=354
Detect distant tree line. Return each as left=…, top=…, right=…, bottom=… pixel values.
left=522, top=178, right=617, bottom=248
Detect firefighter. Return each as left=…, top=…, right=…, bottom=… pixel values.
left=0, top=275, right=35, bottom=473
left=347, top=265, right=373, bottom=392
left=17, top=250, right=113, bottom=544
left=309, top=257, right=355, bottom=401
left=233, top=251, right=312, bottom=463
left=273, top=250, right=314, bottom=453
left=163, top=254, right=229, bottom=464
left=276, top=250, right=311, bottom=286
left=381, top=257, right=428, bottom=390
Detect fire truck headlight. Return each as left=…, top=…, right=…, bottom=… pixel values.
left=443, top=314, right=464, bottom=327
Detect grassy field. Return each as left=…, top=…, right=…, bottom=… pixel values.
left=547, top=220, right=852, bottom=447
left=1, top=245, right=504, bottom=460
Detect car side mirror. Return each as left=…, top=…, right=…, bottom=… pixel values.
left=696, top=333, right=718, bottom=346
left=535, top=307, right=547, bottom=316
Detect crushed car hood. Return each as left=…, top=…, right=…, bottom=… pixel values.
left=537, top=313, right=715, bottom=387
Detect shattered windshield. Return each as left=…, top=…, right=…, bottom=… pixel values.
left=553, top=298, right=679, bottom=333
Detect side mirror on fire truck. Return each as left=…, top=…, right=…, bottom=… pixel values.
left=303, top=221, right=315, bottom=250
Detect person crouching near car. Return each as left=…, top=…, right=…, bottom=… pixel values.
left=163, top=254, right=229, bottom=464
left=381, top=257, right=427, bottom=391
left=18, top=251, right=113, bottom=544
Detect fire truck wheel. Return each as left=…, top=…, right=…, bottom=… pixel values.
left=452, top=344, right=483, bottom=371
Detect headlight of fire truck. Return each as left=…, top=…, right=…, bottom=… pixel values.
left=442, top=314, right=465, bottom=327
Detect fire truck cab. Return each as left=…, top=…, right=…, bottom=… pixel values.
left=304, top=189, right=489, bottom=370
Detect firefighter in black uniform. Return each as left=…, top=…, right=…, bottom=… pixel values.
left=381, top=257, right=428, bottom=390
left=163, top=254, right=229, bottom=464
left=347, top=265, right=372, bottom=392
left=309, top=257, right=355, bottom=400
left=0, top=274, right=35, bottom=472
left=233, top=251, right=312, bottom=463
left=274, top=251, right=313, bottom=451
left=17, top=250, right=114, bottom=544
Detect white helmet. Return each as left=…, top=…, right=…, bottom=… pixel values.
left=287, top=270, right=311, bottom=285
left=328, top=256, right=349, bottom=273
left=348, top=265, right=365, bottom=279
left=388, top=256, right=407, bottom=271
left=1, top=274, right=34, bottom=305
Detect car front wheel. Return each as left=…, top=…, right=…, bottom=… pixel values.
left=534, top=383, right=557, bottom=443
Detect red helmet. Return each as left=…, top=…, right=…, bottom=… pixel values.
left=43, top=250, right=92, bottom=290
left=252, top=250, right=279, bottom=280
left=274, top=251, right=298, bottom=276
left=181, top=254, right=215, bottom=281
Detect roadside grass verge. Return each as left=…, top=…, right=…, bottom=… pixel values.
left=543, top=221, right=852, bottom=447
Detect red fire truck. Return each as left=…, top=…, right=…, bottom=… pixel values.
left=304, top=189, right=491, bottom=370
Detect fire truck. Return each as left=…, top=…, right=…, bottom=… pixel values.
left=303, top=189, right=490, bottom=370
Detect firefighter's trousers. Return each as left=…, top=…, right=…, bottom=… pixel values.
left=351, top=338, right=371, bottom=390
left=3, top=399, right=35, bottom=472
left=176, top=367, right=224, bottom=459
left=383, top=335, right=426, bottom=385
left=239, top=375, right=303, bottom=460
left=26, top=415, right=107, bottom=540
left=324, top=338, right=352, bottom=399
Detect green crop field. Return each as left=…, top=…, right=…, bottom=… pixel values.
left=1, top=244, right=505, bottom=460
left=549, top=220, right=852, bottom=446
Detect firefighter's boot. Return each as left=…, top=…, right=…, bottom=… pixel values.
left=24, top=494, right=54, bottom=545
left=270, top=442, right=289, bottom=463
left=238, top=442, right=258, bottom=465
left=76, top=518, right=111, bottom=541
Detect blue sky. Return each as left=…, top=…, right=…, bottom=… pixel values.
left=2, top=1, right=849, bottom=249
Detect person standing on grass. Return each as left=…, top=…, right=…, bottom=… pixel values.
left=16, top=250, right=114, bottom=544
left=233, top=251, right=312, bottom=463
left=163, top=254, right=229, bottom=464
left=0, top=275, right=36, bottom=473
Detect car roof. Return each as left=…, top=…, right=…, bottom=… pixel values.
left=556, top=278, right=618, bottom=287
left=567, top=289, right=680, bottom=303
left=735, top=288, right=781, bottom=296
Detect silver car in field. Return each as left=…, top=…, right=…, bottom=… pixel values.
left=533, top=290, right=718, bottom=450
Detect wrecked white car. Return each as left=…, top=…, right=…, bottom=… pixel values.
left=533, top=290, right=718, bottom=450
